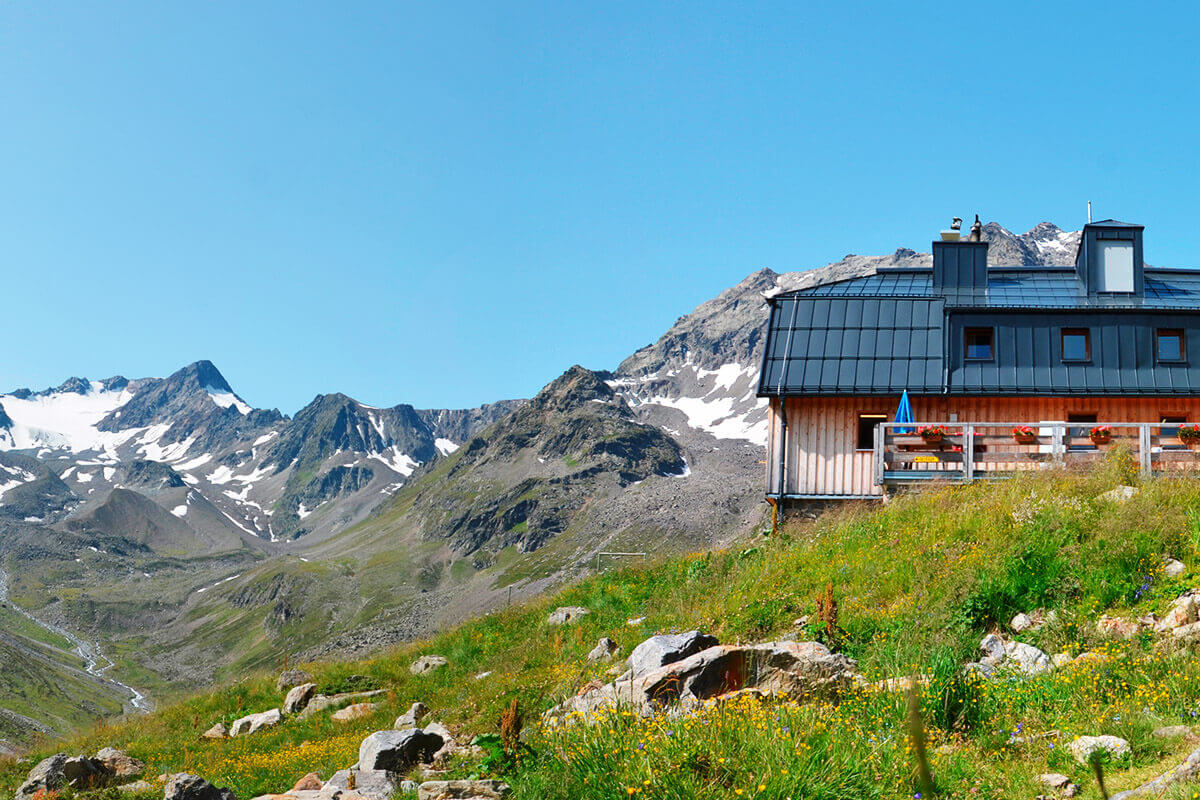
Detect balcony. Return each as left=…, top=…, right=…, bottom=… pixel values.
left=875, top=422, right=1200, bottom=488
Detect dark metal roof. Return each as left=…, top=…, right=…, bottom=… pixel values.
left=759, top=296, right=944, bottom=395
left=783, top=268, right=1200, bottom=309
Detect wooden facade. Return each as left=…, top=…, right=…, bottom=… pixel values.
left=766, top=395, right=1200, bottom=498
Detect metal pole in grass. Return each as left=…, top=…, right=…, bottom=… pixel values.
left=906, top=687, right=935, bottom=797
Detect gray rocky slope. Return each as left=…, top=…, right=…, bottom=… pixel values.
left=0, top=221, right=1078, bottom=741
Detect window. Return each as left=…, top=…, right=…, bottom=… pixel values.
left=964, top=327, right=994, bottom=360
left=1068, top=413, right=1098, bottom=450
left=1097, top=240, right=1135, bottom=292
left=1157, top=329, right=1186, bottom=363
left=1061, top=328, right=1091, bottom=362
left=857, top=414, right=887, bottom=450
left=1162, top=415, right=1187, bottom=449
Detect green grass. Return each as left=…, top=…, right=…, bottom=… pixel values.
left=14, top=466, right=1200, bottom=799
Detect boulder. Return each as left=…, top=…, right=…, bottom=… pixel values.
left=1108, top=743, right=1200, bottom=800
left=1004, top=641, right=1052, bottom=675
left=296, top=690, right=387, bottom=720
left=548, top=606, right=590, bottom=626
left=1153, top=725, right=1192, bottom=739
left=331, top=703, right=378, bottom=722
left=548, top=640, right=856, bottom=720
left=1173, top=621, right=1200, bottom=642
left=417, top=779, right=510, bottom=800
left=230, top=708, right=282, bottom=737
left=283, top=683, right=317, bottom=714
left=411, top=656, right=449, bottom=675
left=1069, top=735, right=1131, bottom=765
left=323, top=769, right=406, bottom=800
left=474, top=671, right=492, bottom=681
left=15, top=754, right=109, bottom=799
left=1165, top=558, right=1187, bottom=578
left=276, top=669, right=313, bottom=693
left=1038, top=773, right=1072, bottom=789
left=979, top=633, right=1006, bottom=663
left=1011, top=613, right=1034, bottom=632
left=95, top=747, right=144, bottom=778
left=587, top=637, right=620, bottom=662
left=1097, top=485, right=1138, bottom=503
left=1052, top=652, right=1074, bottom=668
left=164, top=773, right=238, bottom=800
left=358, top=729, right=444, bottom=772
left=1158, top=595, right=1199, bottom=633
left=291, top=774, right=322, bottom=792
left=395, top=702, right=430, bottom=729
left=627, top=631, right=720, bottom=676
left=627, top=617, right=646, bottom=626
left=1097, top=615, right=1139, bottom=639
left=202, top=722, right=229, bottom=740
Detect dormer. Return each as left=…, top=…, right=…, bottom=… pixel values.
left=932, top=239, right=989, bottom=304
left=1076, top=220, right=1145, bottom=296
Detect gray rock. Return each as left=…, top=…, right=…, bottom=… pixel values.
left=95, top=747, right=144, bottom=778
left=1164, top=558, right=1187, bottom=578
left=627, top=631, right=719, bottom=676
left=1097, top=485, right=1139, bottom=503
left=1052, top=652, right=1074, bottom=668
left=283, top=682, right=317, bottom=714
left=1157, top=596, right=1197, bottom=632
left=548, top=640, right=856, bottom=719
left=118, top=780, right=157, bottom=793
left=1004, top=641, right=1052, bottom=675
left=395, top=702, right=430, bottom=729
left=229, top=708, right=282, bottom=737
left=276, top=669, right=313, bottom=693
left=1153, top=725, right=1192, bottom=738
left=1038, top=773, right=1071, bottom=789
left=411, top=655, right=448, bottom=675
left=1173, top=621, right=1200, bottom=642
left=963, top=662, right=996, bottom=679
left=331, top=702, right=378, bottom=722
left=323, top=768, right=406, bottom=800
left=1010, top=613, right=1034, bottom=632
left=201, top=722, right=228, bottom=740
left=587, top=637, right=620, bottom=662
left=1069, top=735, right=1131, bottom=765
left=1110, top=743, right=1200, bottom=800
left=979, top=633, right=1006, bottom=662
left=163, top=773, right=237, bottom=800
left=296, top=690, right=387, bottom=720
left=548, top=606, right=590, bottom=626
left=358, top=729, right=444, bottom=772
left=16, top=754, right=108, bottom=799
left=417, top=779, right=510, bottom=800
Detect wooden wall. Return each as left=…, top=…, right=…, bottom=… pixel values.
left=767, top=395, right=1200, bottom=498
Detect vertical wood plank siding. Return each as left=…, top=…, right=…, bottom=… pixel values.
left=774, top=396, right=1200, bottom=497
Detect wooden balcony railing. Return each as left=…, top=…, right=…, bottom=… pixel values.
left=874, top=421, right=1200, bottom=487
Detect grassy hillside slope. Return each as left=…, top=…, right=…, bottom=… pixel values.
left=10, top=462, right=1200, bottom=798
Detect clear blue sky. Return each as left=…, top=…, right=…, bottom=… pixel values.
left=4, top=2, right=1199, bottom=413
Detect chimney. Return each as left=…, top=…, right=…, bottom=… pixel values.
left=932, top=216, right=989, bottom=303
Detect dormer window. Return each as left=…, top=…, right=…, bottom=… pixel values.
left=1097, top=240, right=1134, bottom=292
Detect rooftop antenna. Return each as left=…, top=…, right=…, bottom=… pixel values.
left=1087, top=200, right=1092, bottom=224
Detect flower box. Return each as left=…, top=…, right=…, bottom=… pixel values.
left=1089, top=424, right=1112, bottom=446
left=917, top=425, right=950, bottom=445
left=1012, top=426, right=1037, bottom=445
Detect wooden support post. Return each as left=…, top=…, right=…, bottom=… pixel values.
left=963, top=424, right=975, bottom=482
left=873, top=423, right=885, bottom=486
left=1139, top=423, right=1152, bottom=477
left=1052, top=424, right=1065, bottom=464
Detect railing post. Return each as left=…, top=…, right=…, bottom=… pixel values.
left=1052, top=424, right=1065, bottom=464
left=963, top=424, right=974, bottom=482
left=873, top=423, right=885, bottom=486
left=1140, top=423, right=1152, bottom=477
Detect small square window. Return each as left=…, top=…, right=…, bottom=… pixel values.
left=964, top=328, right=993, bottom=360
left=1157, top=329, right=1186, bottom=363
left=857, top=414, right=887, bottom=450
left=1062, top=328, right=1091, bottom=362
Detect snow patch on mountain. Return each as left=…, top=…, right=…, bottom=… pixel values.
left=0, top=465, right=36, bottom=499
left=204, top=386, right=251, bottom=415
left=435, top=438, right=459, bottom=456
left=0, top=381, right=133, bottom=453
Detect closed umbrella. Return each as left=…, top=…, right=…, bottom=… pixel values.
left=895, top=390, right=914, bottom=434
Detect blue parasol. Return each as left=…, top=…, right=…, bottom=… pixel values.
left=895, top=390, right=914, bottom=434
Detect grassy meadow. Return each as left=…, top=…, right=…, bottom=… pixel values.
left=10, top=460, right=1200, bottom=798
